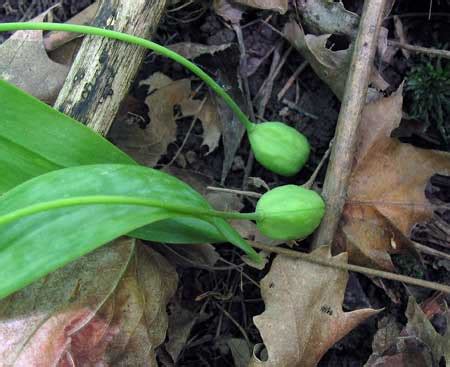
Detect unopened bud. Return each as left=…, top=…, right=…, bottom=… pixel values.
left=248, top=122, right=310, bottom=176
left=256, top=185, right=325, bottom=240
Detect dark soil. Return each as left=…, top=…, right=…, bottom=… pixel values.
left=0, top=1, right=449, bottom=366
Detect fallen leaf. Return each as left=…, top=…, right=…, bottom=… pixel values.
left=213, top=0, right=245, bottom=24
left=109, top=73, right=191, bottom=166
left=364, top=297, right=449, bottom=367
left=411, top=174, right=450, bottom=249
left=284, top=21, right=388, bottom=100
left=110, top=73, right=224, bottom=164
left=0, top=237, right=178, bottom=366
left=249, top=246, right=379, bottom=367
left=364, top=316, right=403, bottom=366
left=0, top=9, right=69, bottom=103
left=165, top=298, right=198, bottom=363
left=403, top=297, right=450, bottom=364
left=296, top=0, right=359, bottom=38
left=43, top=2, right=99, bottom=52
left=227, top=338, right=252, bottom=367
left=234, top=0, right=288, bottom=14
left=180, top=97, right=222, bottom=155
left=167, top=42, right=232, bottom=59
left=339, top=87, right=450, bottom=270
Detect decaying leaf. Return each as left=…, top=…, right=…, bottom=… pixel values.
left=213, top=0, right=245, bottom=24
left=365, top=297, right=450, bottom=366
left=227, top=338, right=252, bottom=367
left=284, top=21, right=388, bottom=100
left=109, top=73, right=223, bottom=165
left=165, top=297, right=199, bottom=363
left=340, top=87, right=450, bottom=270
left=404, top=297, right=450, bottom=364
left=168, top=42, right=232, bottom=60
left=109, top=73, right=190, bottom=166
left=249, top=246, right=379, bottom=367
left=180, top=97, right=222, bottom=155
left=234, top=0, right=288, bottom=14
left=0, top=10, right=69, bottom=103
left=0, top=238, right=178, bottom=366
left=296, top=0, right=359, bottom=38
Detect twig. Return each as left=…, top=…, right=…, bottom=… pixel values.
left=384, top=12, right=450, bottom=20
left=250, top=242, right=450, bottom=294
left=206, top=186, right=262, bottom=199
left=302, top=138, right=334, bottom=189
left=277, top=60, right=308, bottom=101
left=282, top=99, right=318, bottom=120
left=412, top=241, right=450, bottom=262
left=311, top=0, right=388, bottom=249
left=166, top=92, right=207, bottom=168
left=388, top=40, right=450, bottom=59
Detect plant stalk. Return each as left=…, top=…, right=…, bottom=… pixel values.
left=0, top=196, right=261, bottom=226
left=0, top=22, right=255, bottom=132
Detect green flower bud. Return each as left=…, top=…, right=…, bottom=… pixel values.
left=248, top=122, right=310, bottom=176
left=255, top=185, right=325, bottom=240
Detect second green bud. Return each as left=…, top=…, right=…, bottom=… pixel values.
left=248, top=122, right=310, bottom=177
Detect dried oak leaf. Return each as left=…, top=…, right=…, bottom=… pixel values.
left=179, top=97, right=222, bottom=155
left=284, top=21, right=388, bottom=101
left=403, top=297, right=450, bottom=364
left=0, top=12, right=69, bottom=104
left=109, top=73, right=191, bottom=166
left=365, top=297, right=450, bottom=367
left=249, top=246, right=379, bottom=367
left=109, top=73, right=223, bottom=165
left=339, top=87, right=450, bottom=271
left=0, top=238, right=178, bottom=367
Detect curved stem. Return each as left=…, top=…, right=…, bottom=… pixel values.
left=0, top=22, right=255, bottom=132
left=0, top=195, right=261, bottom=227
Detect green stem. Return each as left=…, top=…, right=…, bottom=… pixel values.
left=0, top=195, right=261, bottom=227
left=0, top=22, right=255, bottom=132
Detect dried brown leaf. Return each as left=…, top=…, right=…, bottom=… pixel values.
left=340, top=87, right=450, bottom=270
left=250, top=246, right=379, bottom=367
left=365, top=297, right=449, bottom=367
left=404, top=297, right=450, bottom=364
left=284, top=21, right=388, bottom=100
left=213, top=0, right=245, bottom=24
left=0, top=10, right=69, bottom=103
left=0, top=238, right=178, bottom=366
left=109, top=73, right=191, bottom=166
left=179, top=97, right=222, bottom=155
left=296, top=0, right=359, bottom=38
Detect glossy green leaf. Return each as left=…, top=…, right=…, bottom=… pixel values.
left=0, top=79, right=227, bottom=244
left=0, top=164, right=258, bottom=299
left=0, top=80, right=135, bottom=192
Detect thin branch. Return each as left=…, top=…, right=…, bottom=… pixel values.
left=388, top=40, right=450, bottom=59
left=250, top=242, right=450, bottom=294
left=311, top=0, right=388, bottom=249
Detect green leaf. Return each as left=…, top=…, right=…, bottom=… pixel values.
left=0, top=80, right=227, bottom=244
left=0, top=80, right=135, bottom=192
left=0, top=164, right=258, bottom=299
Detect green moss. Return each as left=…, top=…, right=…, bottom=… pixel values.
left=405, top=53, right=450, bottom=146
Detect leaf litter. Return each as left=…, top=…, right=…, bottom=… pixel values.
left=2, top=0, right=450, bottom=366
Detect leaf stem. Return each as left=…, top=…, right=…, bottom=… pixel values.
left=0, top=195, right=261, bottom=226
left=0, top=22, right=255, bottom=132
